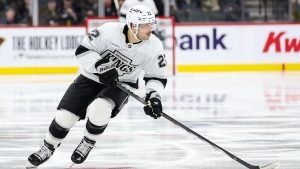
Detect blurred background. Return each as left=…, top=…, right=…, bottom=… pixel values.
left=0, top=0, right=299, bottom=26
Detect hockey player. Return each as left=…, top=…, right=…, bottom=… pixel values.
left=26, top=4, right=167, bottom=168
left=117, top=0, right=165, bottom=47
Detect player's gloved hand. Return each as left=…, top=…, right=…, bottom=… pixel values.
left=143, top=91, right=162, bottom=119
left=98, top=68, right=119, bottom=87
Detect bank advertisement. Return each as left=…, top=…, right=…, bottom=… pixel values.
left=175, top=24, right=300, bottom=65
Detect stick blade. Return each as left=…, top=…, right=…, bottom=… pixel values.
left=260, top=161, right=280, bottom=169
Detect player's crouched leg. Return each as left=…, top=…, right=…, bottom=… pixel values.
left=71, top=98, right=114, bottom=164
left=27, top=109, right=79, bottom=168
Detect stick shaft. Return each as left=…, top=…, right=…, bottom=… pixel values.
left=160, top=112, right=259, bottom=169
left=116, top=83, right=259, bottom=169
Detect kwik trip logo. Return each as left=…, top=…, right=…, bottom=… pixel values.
left=263, top=31, right=300, bottom=53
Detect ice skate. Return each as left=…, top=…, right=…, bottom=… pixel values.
left=71, top=136, right=96, bottom=165
left=26, top=140, right=55, bottom=168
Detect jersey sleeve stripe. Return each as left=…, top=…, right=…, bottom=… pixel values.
left=75, top=45, right=89, bottom=56
left=143, top=77, right=167, bottom=88
left=120, top=13, right=126, bottom=18
left=122, top=81, right=139, bottom=89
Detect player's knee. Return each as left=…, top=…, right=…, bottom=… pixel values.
left=87, top=98, right=115, bottom=126
left=55, top=109, right=80, bottom=129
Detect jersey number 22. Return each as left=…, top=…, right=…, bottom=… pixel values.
left=158, top=54, right=167, bottom=68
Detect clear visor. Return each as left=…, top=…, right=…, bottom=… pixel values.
left=138, top=22, right=157, bottom=31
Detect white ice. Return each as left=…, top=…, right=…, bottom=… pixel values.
left=0, top=72, right=299, bottom=169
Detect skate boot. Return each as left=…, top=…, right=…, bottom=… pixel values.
left=26, top=140, right=55, bottom=168
left=71, top=136, right=96, bottom=164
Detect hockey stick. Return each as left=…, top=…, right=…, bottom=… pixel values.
left=116, top=83, right=280, bottom=169
left=113, top=0, right=120, bottom=16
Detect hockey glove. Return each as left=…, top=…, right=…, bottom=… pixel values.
left=98, top=68, right=119, bottom=87
left=143, top=91, right=162, bottom=119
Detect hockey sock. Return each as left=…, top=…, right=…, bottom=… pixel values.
left=84, top=119, right=107, bottom=141
left=45, top=119, right=70, bottom=147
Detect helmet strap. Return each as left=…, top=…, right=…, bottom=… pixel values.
left=128, top=23, right=141, bottom=41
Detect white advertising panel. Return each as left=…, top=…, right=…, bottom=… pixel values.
left=0, top=24, right=299, bottom=74
left=0, top=27, right=85, bottom=67
left=175, top=24, right=300, bottom=64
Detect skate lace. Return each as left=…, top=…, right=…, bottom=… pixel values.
left=36, top=145, right=52, bottom=160
left=76, top=140, right=94, bottom=156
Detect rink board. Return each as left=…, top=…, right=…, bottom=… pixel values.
left=178, top=63, right=300, bottom=72
left=0, top=26, right=83, bottom=74
left=175, top=23, right=300, bottom=72
left=0, top=23, right=299, bottom=74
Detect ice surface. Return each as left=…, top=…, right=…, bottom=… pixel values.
left=0, top=72, right=299, bottom=169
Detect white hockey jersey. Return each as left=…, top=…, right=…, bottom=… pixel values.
left=75, top=22, right=167, bottom=96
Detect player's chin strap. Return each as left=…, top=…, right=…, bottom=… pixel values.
left=116, top=82, right=281, bottom=169
left=128, top=24, right=141, bottom=41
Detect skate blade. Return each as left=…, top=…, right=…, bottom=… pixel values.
left=70, top=162, right=75, bottom=168
left=260, top=161, right=281, bottom=169
left=25, top=161, right=37, bottom=169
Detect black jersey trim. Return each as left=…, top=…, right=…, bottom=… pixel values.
left=122, top=80, right=139, bottom=89
left=94, top=57, right=109, bottom=69
left=123, top=25, right=130, bottom=43
left=75, top=45, right=89, bottom=56
left=93, top=72, right=139, bottom=89
left=143, top=77, right=167, bottom=88
left=120, top=13, right=126, bottom=18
